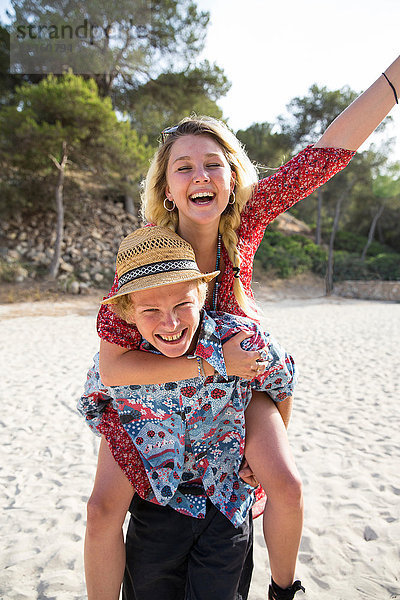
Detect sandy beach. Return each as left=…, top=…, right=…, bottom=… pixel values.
left=1, top=293, right=399, bottom=600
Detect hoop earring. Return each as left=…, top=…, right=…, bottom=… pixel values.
left=228, top=191, right=236, bottom=205
left=164, top=197, right=176, bottom=212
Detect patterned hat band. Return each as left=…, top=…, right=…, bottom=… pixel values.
left=118, top=260, right=200, bottom=288
left=101, top=226, right=219, bottom=305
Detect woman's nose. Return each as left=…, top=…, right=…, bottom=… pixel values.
left=193, top=166, right=210, bottom=183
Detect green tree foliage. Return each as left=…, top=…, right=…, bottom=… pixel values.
left=334, top=230, right=394, bottom=257
left=0, top=22, right=50, bottom=103
left=236, top=122, right=293, bottom=169
left=0, top=72, right=151, bottom=275
left=0, top=24, right=15, bottom=103
left=278, top=84, right=358, bottom=149
left=9, top=0, right=209, bottom=90
left=123, top=63, right=230, bottom=144
left=332, top=251, right=400, bottom=282
left=253, top=83, right=400, bottom=285
left=279, top=84, right=359, bottom=247
left=5, top=1, right=230, bottom=144
left=342, top=162, right=400, bottom=255
left=255, top=230, right=400, bottom=282
left=0, top=71, right=150, bottom=192
left=255, top=231, right=327, bottom=279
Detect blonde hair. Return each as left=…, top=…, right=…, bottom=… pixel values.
left=141, top=116, right=259, bottom=317
left=109, top=279, right=208, bottom=324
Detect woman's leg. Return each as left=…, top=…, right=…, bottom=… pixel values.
left=85, top=436, right=134, bottom=600
left=244, top=392, right=303, bottom=590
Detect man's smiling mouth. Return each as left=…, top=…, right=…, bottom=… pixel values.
left=156, top=330, right=186, bottom=342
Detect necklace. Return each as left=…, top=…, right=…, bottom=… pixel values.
left=211, top=234, right=221, bottom=311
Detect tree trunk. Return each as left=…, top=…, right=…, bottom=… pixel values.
left=377, top=219, right=384, bottom=244
left=48, top=142, right=68, bottom=279
left=124, top=193, right=136, bottom=216
left=315, top=188, right=323, bottom=245
left=325, top=178, right=357, bottom=295
left=326, top=194, right=345, bottom=295
left=122, top=176, right=136, bottom=216
left=361, top=205, right=385, bottom=261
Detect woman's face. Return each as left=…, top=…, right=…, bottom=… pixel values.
left=165, top=134, right=236, bottom=231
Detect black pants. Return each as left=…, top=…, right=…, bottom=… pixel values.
left=123, top=495, right=253, bottom=600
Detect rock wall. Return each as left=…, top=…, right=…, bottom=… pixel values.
left=0, top=200, right=141, bottom=294
left=334, top=280, right=400, bottom=302
left=1, top=202, right=399, bottom=301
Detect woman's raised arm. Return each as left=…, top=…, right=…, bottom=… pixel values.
left=315, top=55, right=399, bottom=151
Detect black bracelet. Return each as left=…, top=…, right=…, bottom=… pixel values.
left=382, top=72, right=398, bottom=104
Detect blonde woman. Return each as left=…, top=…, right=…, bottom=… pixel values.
left=82, top=58, right=400, bottom=600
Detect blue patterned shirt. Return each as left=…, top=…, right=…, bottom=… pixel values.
left=78, top=311, right=296, bottom=527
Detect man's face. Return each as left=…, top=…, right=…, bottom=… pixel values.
left=130, top=280, right=202, bottom=358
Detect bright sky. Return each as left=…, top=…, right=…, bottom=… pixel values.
left=1, top=0, right=399, bottom=160
left=196, top=0, right=400, bottom=160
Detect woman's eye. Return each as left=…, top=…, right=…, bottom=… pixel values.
left=207, top=163, right=221, bottom=168
left=177, top=166, right=191, bottom=171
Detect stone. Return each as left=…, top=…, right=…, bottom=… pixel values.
left=14, top=266, right=29, bottom=283
left=7, top=249, right=21, bottom=260
left=363, top=526, right=378, bottom=541
left=69, top=280, right=80, bottom=294
left=59, top=260, right=74, bottom=273
left=79, top=282, right=91, bottom=294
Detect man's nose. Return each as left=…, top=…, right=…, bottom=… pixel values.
left=162, top=311, right=179, bottom=329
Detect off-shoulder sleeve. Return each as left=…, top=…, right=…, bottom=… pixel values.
left=238, top=145, right=355, bottom=248
left=97, top=269, right=142, bottom=349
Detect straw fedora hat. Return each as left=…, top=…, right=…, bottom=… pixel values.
left=102, top=226, right=219, bottom=305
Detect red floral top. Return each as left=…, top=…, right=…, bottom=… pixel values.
left=98, top=145, right=354, bottom=343
left=93, top=144, right=354, bottom=517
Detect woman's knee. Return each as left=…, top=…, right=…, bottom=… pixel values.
left=86, top=492, right=122, bottom=535
left=266, top=467, right=303, bottom=509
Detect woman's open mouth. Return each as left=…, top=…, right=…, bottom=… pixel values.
left=189, top=192, right=215, bottom=205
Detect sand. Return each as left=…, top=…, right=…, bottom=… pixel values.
left=1, top=294, right=399, bottom=600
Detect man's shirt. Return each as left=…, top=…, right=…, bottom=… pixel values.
left=78, top=311, right=296, bottom=527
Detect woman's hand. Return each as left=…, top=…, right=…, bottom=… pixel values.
left=239, top=457, right=259, bottom=487
left=222, top=330, right=268, bottom=379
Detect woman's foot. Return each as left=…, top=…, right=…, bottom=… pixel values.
left=268, top=578, right=305, bottom=600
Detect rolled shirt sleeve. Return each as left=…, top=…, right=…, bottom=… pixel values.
left=240, top=325, right=297, bottom=402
